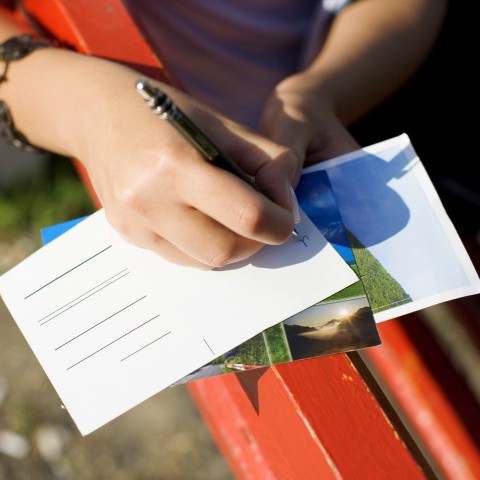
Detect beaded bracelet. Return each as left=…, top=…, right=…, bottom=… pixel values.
left=0, top=34, right=55, bottom=153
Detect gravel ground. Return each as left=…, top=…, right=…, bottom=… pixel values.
left=0, top=238, right=234, bottom=480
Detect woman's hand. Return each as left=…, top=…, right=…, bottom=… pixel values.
left=70, top=62, right=299, bottom=269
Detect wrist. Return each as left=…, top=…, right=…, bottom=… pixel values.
left=0, top=47, right=140, bottom=158
left=0, top=33, right=59, bottom=153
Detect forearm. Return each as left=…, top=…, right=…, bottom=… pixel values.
left=299, top=0, right=448, bottom=125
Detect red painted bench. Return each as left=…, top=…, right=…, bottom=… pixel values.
left=9, top=1, right=480, bottom=478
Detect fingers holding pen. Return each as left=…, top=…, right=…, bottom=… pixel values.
left=108, top=210, right=263, bottom=270
left=92, top=136, right=287, bottom=269
left=79, top=74, right=298, bottom=268
left=105, top=204, right=266, bottom=271
left=178, top=161, right=295, bottom=244
left=105, top=155, right=293, bottom=269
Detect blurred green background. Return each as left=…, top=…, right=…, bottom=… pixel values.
left=0, top=153, right=93, bottom=242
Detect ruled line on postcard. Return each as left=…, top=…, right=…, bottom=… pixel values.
left=120, top=331, right=172, bottom=362
left=66, top=314, right=160, bottom=370
left=39, top=269, right=130, bottom=326
left=24, top=246, right=113, bottom=300
left=55, top=295, right=147, bottom=351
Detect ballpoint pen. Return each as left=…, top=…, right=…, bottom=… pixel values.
left=135, top=78, right=300, bottom=239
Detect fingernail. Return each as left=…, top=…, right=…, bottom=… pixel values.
left=289, top=186, right=301, bottom=225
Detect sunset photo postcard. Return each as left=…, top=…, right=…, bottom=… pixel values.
left=176, top=169, right=379, bottom=383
